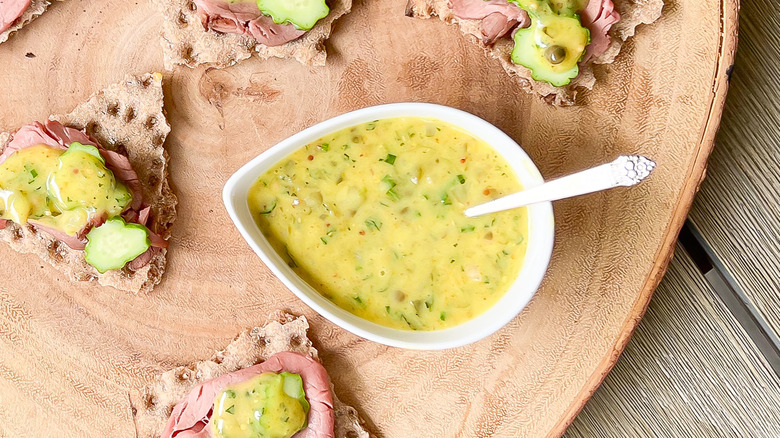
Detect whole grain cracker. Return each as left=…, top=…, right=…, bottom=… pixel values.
left=0, top=73, right=177, bottom=294
left=405, top=0, right=664, bottom=105
left=131, top=313, right=370, bottom=438
left=158, top=0, right=353, bottom=70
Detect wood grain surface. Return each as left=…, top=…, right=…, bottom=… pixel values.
left=0, top=0, right=737, bottom=437
left=566, top=245, right=780, bottom=436
left=689, top=0, right=780, bottom=336
left=568, top=1, right=780, bottom=429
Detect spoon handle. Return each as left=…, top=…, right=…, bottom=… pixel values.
left=464, top=155, right=656, bottom=218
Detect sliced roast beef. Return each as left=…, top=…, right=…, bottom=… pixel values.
left=139, top=206, right=152, bottom=225
left=194, top=0, right=306, bottom=47
left=162, top=351, right=335, bottom=438
left=480, top=11, right=521, bottom=44
left=0, top=121, right=67, bottom=163
left=580, top=0, right=620, bottom=61
left=1, top=121, right=146, bottom=211
left=0, top=120, right=163, bottom=267
left=450, top=0, right=529, bottom=44
left=449, top=0, right=619, bottom=63
left=39, top=120, right=98, bottom=151
left=26, top=215, right=107, bottom=251
left=28, top=222, right=87, bottom=250
left=14, top=121, right=145, bottom=210
left=126, top=247, right=156, bottom=271
left=0, top=0, right=30, bottom=33
left=101, top=148, right=144, bottom=211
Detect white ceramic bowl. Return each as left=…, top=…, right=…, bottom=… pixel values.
left=223, top=103, right=554, bottom=350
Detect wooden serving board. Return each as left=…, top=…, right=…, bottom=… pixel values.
left=0, top=0, right=738, bottom=436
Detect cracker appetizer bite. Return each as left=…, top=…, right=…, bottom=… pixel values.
left=132, top=313, right=369, bottom=438
left=0, top=73, right=176, bottom=293
left=0, top=0, right=61, bottom=44
left=158, top=0, right=353, bottom=69
left=406, top=0, right=663, bottom=105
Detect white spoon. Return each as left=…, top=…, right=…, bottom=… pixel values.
left=464, top=155, right=656, bottom=218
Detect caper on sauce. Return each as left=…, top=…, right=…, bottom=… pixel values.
left=545, top=45, right=567, bottom=64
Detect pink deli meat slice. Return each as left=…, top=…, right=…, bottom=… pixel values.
left=450, top=0, right=529, bottom=44
left=162, top=351, right=335, bottom=438
left=2, top=121, right=143, bottom=210
left=449, top=0, right=619, bottom=61
left=579, top=0, right=620, bottom=61
left=0, top=0, right=31, bottom=33
left=0, top=120, right=163, bottom=268
left=194, top=0, right=306, bottom=46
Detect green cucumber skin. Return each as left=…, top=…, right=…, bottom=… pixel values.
left=280, top=372, right=310, bottom=428
left=511, top=23, right=581, bottom=87
left=64, top=142, right=105, bottom=163
left=508, top=0, right=590, bottom=86
left=256, top=0, right=329, bottom=30
left=84, top=218, right=151, bottom=273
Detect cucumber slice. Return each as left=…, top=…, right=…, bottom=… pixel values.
left=507, top=0, right=590, bottom=86
left=256, top=0, right=329, bottom=30
left=66, top=142, right=105, bottom=164
left=511, top=14, right=589, bottom=86
left=84, top=217, right=150, bottom=273
left=281, top=371, right=310, bottom=421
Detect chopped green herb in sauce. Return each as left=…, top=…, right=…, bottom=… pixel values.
left=365, top=219, right=382, bottom=231
left=247, top=117, right=528, bottom=330
left=0, top=143, right=133, bottom=236
left=211, top=372, right=308, bottom=438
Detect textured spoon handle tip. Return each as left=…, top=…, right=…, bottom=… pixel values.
left=612, top=155, right=656, bottom=186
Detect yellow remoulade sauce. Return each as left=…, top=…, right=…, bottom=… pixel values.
left=0, top=143, right=131, bottom=235
left=248, top=117, right=528, bottom=330
left=211, top=372, right=309, bottom=438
